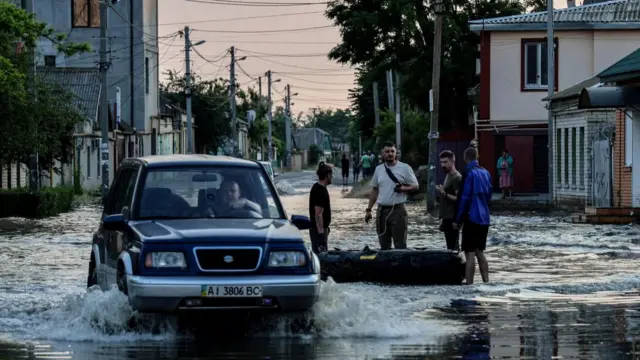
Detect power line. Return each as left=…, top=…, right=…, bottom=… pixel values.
left=193, top=25, right=332, bottom=34
left=235, top=48, right=329, bottom=58
left=186, top=39, right=338, bottom=45
left=275, top=72, right=354, bottom=86
left=238, top=50, right=350, bottom=71
left=186, top=0, right=328, bottom=7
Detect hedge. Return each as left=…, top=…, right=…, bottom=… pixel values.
left=0, top=186, right=76, bottom=219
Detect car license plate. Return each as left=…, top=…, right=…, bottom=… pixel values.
left=200, top=285, right=263, bottom=298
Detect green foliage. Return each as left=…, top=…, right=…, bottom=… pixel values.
left=160, top=70, right=232, bottom=153
left=0, top=2, right=91, bottom=169
left=0, top=186, right=75, bottom=219
left=324, top=0, right=526, bottom=162
left=373, top=109, right=429, bottom=168
left=308, top=144, right=323, bottom=165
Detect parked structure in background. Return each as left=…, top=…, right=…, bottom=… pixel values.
left=579, top=47, right=640, bottom=211
left=293, top=128, right=333, bottom=163
left=468, top=0, right=640, bottom=195
left=543, top=77, right=615, bottom=209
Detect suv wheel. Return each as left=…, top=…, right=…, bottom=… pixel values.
left=116, top=264, right=129, bottom=295
left=87, top=256, right=97, bottom=288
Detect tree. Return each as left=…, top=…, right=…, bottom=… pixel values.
left=160, top=70, right=231, bottom=153
left=325, top=0, right=525, bottom=161
left=0, top=2, right=90, bottom=172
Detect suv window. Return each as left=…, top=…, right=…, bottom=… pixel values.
left=110, top=168, right=137, bottom=214
left=136, top=166, right=284, bottom=220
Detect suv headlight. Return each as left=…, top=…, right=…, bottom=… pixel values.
left=144, top=252, right=187, bottom=268
left=268, top=251, right=307, bottom=267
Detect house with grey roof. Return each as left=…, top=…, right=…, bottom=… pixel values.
left=468, top=0, right=640, bottom=196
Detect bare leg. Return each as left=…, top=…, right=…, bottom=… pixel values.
left=465, top=252, right=476, bottom=284
left=501, top=188, right=506, bottom=199
left=475, top=250, right=489, bottom=283
left=508, top=187, right=512, bottom=198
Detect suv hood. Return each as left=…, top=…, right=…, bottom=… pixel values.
left=128, top=218, right=304, bottom=244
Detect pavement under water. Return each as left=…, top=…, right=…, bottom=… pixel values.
left=0, top=175, right=639, bottom=359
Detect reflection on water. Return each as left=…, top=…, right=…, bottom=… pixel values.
left=1, top=182, right=640, bottom=359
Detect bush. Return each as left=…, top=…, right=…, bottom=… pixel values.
left=0, top=186, right=76, bottom=219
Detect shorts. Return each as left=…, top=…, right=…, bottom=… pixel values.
left=342, top=169, right=349, bottom=177
left=440, top=219, right=459, bottom=251
left=461, top=220, right=489, bottom=253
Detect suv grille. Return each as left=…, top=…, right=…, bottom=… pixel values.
left=194, top=248, right=261, bottom=271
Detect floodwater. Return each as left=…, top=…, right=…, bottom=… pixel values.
left=1, top=173, right=640, bottom=359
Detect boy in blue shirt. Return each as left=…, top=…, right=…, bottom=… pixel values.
left=454, top=147, right=492, bottom=285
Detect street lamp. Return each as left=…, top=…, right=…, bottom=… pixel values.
left=192, top=40, right=205, bottom=47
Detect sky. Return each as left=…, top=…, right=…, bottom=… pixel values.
left=157, top=0, right=569, bottom=116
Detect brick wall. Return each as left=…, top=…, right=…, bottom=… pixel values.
left=613, top=109, right=632, bottom=207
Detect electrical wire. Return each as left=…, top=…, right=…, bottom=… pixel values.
left=238, top=50, right=350, bottom=72
left=236, top=61, right=258, bottom=81
left=193, top=25, right=332, bottom=34
left=186, top=0, right=328, bottom=7
left=276, top=72, right=354, bottom=86
left=235, top=48, right=330, bottom=58
left=189, top=39, right=338, bottom=45
left=107, top=10, right=324, bottom=28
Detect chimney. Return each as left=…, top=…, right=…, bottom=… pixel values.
left=568, top=0, right=575, bottom=6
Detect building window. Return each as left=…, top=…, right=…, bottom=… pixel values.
left=571, top=127, right=577, bottom=185
left=521, top=38, right=558, bottom=91
left=44, top=55, right=56, bottom=67
left=145, top=57, right=150, bottom=94
left=564, top=128, right=569, bottom=184
left=556, top=128, right=561, bottom=184
left=579, top=127, right=584, bottom=187
left=72, top=0, right=100, bottom=28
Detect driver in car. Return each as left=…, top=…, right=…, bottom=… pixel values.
left=209, top=180, right=261, bottom=217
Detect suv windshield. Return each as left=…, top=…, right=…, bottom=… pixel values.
left=136, top=166, right=284, bottom=220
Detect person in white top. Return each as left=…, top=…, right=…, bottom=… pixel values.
left=364, top=142, right=419, bottom=250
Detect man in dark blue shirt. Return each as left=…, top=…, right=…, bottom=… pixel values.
left=454, top=147, right=492, bottom=285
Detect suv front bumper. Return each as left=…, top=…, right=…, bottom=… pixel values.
left=127, top=274, right=321, bottom=313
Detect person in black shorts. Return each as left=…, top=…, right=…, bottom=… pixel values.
left=454, top=147, right=492, bottom=285
left=340, top=153, right=350, bottom=186
left=308, top=163, right=333, bottom=253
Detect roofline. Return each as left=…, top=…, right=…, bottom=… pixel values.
left=599, top=70, right=640, bottom=83
left=469, top=22, right=640, bottom=32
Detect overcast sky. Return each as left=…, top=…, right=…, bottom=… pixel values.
left=158, top=0, right=569, bottom=116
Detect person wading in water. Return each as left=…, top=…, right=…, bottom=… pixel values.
left=436, top=150, right=462, bottom=251
left=308, top=163, right=333, bottom=253
left=454, top=147, right=492, bottom=284
left=340, top=153, right=350, bottom=186
left=364, top=142, right=419, bottom=250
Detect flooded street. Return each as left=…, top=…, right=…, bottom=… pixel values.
left=1, top=172, right=640, bottom=359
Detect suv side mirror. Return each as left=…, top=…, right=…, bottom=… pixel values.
left=103, top=214, right=127, bottom=232
left=290, top=214, right=311, bottom=230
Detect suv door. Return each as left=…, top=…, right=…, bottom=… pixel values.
left=103, top=163, right=139, bottom=286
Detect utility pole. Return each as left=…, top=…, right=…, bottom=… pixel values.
left=373, top=81, right=381, bottom=127
left=258, top=76, right=262, bottom=98
left=386, top=70, right=395, bottom=113
left=547, top=0, right=555, bottom=203
left=285, top=84, right=292, bottom=168
left=184, top=26, right=194, bottom=154
left=230, top=46, right=237, bottom=154
left=99, top=0, right=110, bottom=197
left=266, top=70, right=273, bottom=161
left=395, top=71, right=402, bottom=160
left=426, top=0, right=444, bottom=215
left=22, top=0, right=38, bottom=192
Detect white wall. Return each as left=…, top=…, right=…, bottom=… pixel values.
left=490, top=30, right=640, bottom=123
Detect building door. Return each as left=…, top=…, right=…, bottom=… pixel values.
left=505, top=135, right=535, bottom=193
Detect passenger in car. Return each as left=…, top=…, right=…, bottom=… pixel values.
left=209, top=180, right=261, bottom=216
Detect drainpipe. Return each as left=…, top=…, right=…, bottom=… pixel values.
left=129, top=0, right=135, bottom=132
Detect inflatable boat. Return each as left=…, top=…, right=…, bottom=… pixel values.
left=317, top=246, right=465, bottom=285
